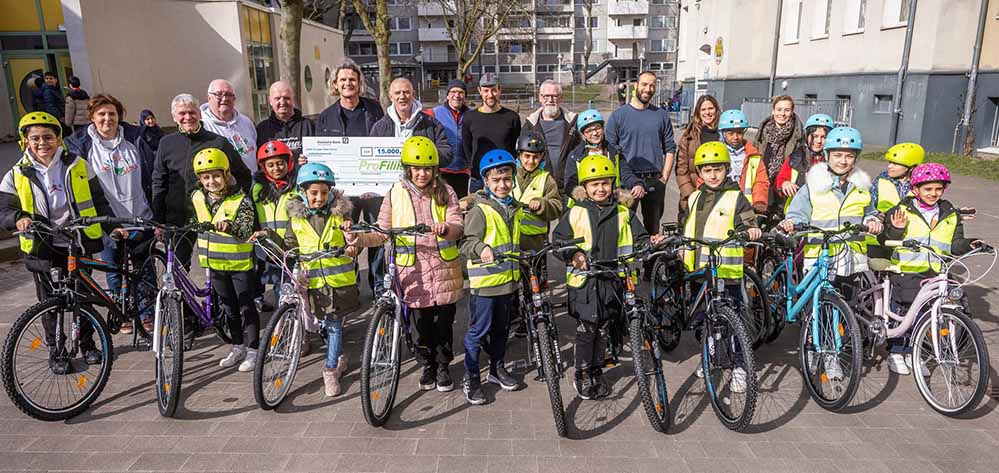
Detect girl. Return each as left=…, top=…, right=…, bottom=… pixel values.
left=774, top=113, right=834, bottom=212
left=250, top=140, right=297, bottom=313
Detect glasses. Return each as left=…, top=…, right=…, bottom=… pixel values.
left=26, top=135, right=58, bottom=144
left=448, top=91, right=466, bottom=96
left=540, top=94, right=560, bottom=100
left=582, top=125, right=603, bottom=134
left=209, top=91, right=236, bottom=100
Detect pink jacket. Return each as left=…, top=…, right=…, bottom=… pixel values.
left=354, top=180, right=465, bottom=308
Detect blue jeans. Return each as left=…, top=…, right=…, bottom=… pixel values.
left=325, top=319, right=344, bottom=370
left=464, top=293, right=513, bottom=378
left=100, top=232, right=155, bottom=322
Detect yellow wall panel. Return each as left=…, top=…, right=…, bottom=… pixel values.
left=0, top=0, right=42, bottom=32
left=41, top=0, right=64, bottom=31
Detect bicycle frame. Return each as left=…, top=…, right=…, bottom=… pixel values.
left=152, top=233, right=213, bottom=355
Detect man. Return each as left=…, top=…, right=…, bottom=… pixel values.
left=461, top=73, right=521, bottom=193
left=371, top=78, right=451, bottom=166
left=40, top=72, right=65, bottom=124
left=605, top=71, right=677, bottom=238
left=425, top=80, right=470, bottom=198
left=201, top=79, right=258, bottom=173
left=255, top=80, right=315, bottom=161
left=522, top=79, right=579, bottom=192
left=151, top=94, right=251, bottom=266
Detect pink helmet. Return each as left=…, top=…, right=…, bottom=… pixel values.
left=910, top=163, right=951, bottom=187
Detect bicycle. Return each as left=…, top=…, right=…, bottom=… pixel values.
left=848, top=239, right=995, bottom=416
left=1, top=216, right=162, bottom=421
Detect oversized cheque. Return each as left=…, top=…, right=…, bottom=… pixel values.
left=302, top=136, right=405, bottom=197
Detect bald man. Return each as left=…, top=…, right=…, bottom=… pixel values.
left=256, top=80, right=315, bottom=161
left=201, top=78, right=258, bottom=172
left=370, top=77, right=451, bottom=167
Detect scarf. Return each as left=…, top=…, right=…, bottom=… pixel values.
left=762, top=118, right=794, bottom=177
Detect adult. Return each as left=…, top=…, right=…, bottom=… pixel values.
left=371, top=77, right=452, bottom=166
left=674, top=94, right=720, bottom=213
left=200, top=79, right=258, bottom=173
left=39, top=72, right=65, bottom=124
left=521, top=80, right=579, bottom=191
left=138, top=109, right=164, bottom=155
left=30, top=77, right=44, bottom=113
left=425, top=80, right=470, bottom=198
left=754, top=95, right=804, bottom=209
left=63, top=76, right=90, bottom=133
left=605, top=71, right=677, bottom=238
left=255, top=80, right=315, bottom=161
left=461, top=73, right=521, bottom=193
left=151, top=94, right=251, bottom=266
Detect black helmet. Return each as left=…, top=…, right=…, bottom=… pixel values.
left=517, top=131, right=546, bottom=154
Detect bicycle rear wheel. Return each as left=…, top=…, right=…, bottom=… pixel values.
left=702, top=305, right=757, bottom=432
left=360, top=304, right=401, bottom=427
left=1, top=299, right=114, bottom=421
left=630, top=314, right=671, bottom=433
left=254, top=304, right=302, bottom=410
left=133, top=250, right=167, bottom=341
left=911, top=308, right=989, bottom=416
left=799, top=292, right=862, bottom=411
left=535, top=319, right=567, bottom=437
left=155, top=290, right=184, bottom=418
left=757, top=253, right=787, bottom=343
left=742, top=267, right=771, bottom=349
left=650, top=258, right=682, bottom=353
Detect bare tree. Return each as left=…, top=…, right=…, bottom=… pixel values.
left=350, top=0, right=392, bottom=106
left=276, top=0, right=305, bottom=100
left=420, top=0, right=530, bottom=79
left=579, top=0, right=596, bottom=85
left=303, top=0, right=339, bottom=21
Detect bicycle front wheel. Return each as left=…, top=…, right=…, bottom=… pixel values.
left=254, top=304, right=302, bottom=410
left=742, top=267, right=771, bottom=349
left=702, top=305, right=757, bottom=432
left=757, top=252, right=787, bottom=343
left=155, top=290, right=184, bottom=418
left=133, top=250, right=167, bottom=340
left=650, top=258, right=682, bottom=353
left=360, top=304, right=401, bottom=427
left=630, top=314, right=671, bottom=433
left=799, top=292, right=862, bottom=411
left=535, top=319, right=567, bottom=437
left=1, top=299, right=114, bottom=421
left=911, top=307, right=989, bottom=416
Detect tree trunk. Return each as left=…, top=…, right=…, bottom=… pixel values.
left=278, top=0, right=305, bottom=101
left=351, top=0, right=391, bottom=107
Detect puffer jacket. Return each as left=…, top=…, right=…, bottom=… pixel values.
left=675, top=121, right=715, bottom=206
left=351, top=178, right=464, bottom=308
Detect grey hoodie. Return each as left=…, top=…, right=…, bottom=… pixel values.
left=85, top=126, right=153, bottom=219
left=200, top=103, right=258, bottom=174
left=385, top=100, right=424, bottom=138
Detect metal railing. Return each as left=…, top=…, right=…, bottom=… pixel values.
left=740, top=97, right=852, bottom=128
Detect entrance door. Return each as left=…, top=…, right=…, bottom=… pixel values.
left=5, top=57, right=47, bottom=118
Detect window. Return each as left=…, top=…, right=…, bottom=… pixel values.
left=304, top=65, right=313, bottom=92
left=538, top=40, right=571, bottom=54
left=498, top=64, right=533, bottom=73
left=874, top=94, right=893, bottom=114
left=803, top=93, right=818, bottom=102
left=843, top=0, right=866, bottom=33
left=651, top=0, right=667, bottom=4
left=498, top=40, right=532, bottom=53
left=882, top=0, right=911, bottom=28
left=483, top=42, right=496, bottom=54
left=632, top=18, right=644, bottom=26
left=389, top=17, right=411, bottom=31
left=575, top=16, right=598, bottom=28
left=483, top=65, right=497, bottom=73
left=836, top=95, right=852, bottom=125
left=649, top=39, right=675, bottom=52
left=651, top=16, right=673, bottom=29
left=987, top=98, right=999, bottom=148
left=348, top=42, right=376, bottom=56
left=389, top=42, right=413, bottom=55
left=784, top=0, right=803, bottom=43
left=812, top=0, right=831, bottom=38
left=502, top=16, right=532, bottom=29
left=538, top=15, right=572, bottom=28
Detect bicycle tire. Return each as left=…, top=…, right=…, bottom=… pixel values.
left=360, top=304, right=401, bottom=427
left=799, top=291, right=862, bottom=411
left=650, top=258, right=682, bottom=353
left=702, top=305, right=757, bottom=432
left=133, top=250, right=167, bottom=341
left=629, top=315, right=671, bottom=433
left=211, top=291, right=234, bottom=345
left=742, top=267, right=771, bottom=349
left=911, top=307, right=989, bottom=416
left=535, top=319, right=567, bottom=437
left=757, top=253, right=786, bottom=343
left=254, top=304, right=302, bottom=410
left=1, top=299, right=114, bottom=421
left=155, top=291, right=184, bottom=418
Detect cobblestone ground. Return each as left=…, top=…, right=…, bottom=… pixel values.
left=1, top=161, right=998, bottom=473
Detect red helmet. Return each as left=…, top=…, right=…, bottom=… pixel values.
left=257, top=140, right=293, bottom=166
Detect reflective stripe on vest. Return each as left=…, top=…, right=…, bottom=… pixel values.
left=13, top=155, right=102, bottom=255
left=388, top=182, right=458, bottom=267
left=251, top=182, right=292, bottom=238
left=467, top=203, right=520, bottom=289
left=875, top=177, right=902, bottom=213
left=565, top=204, right=634, bottom=288
left=683, top=190, right=743, bottom=279
left=742, top=155, right=761, bottom=201
left=192, top=191, right=254, bottom=271
left=513, top=170, right=550, bottom=236
left=289, top=213, right=357, bottom=288
left=890, top=205, right=957, bottom=274
left=803, top=185, right=870, bottom=269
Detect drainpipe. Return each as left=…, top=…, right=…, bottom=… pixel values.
left=889, top=0, right=918, bottom=145
left=952, top=0, right=989, bottom=154
left=767, top=0, right=783, bottom=98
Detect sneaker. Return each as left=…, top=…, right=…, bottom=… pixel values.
left=590, top=369, right=611, bottom=399
left=120, top=322, right=133, bottom=335
left=695, top=365, right=704, bottom=379
left=436, top=365, right=454, bottom=392
left=487, top=364, right=520, bottom=391
left=254, top=296, right=274, bottom=313
left=219, top=345, right=247, bottom=368
left=463, top=376, right=487, bottom=405
left=83, top=349, right=103, bottom=366
left=323, top=367, right=341, bottom=397
left=824, top=354, right=845, bottom=380
left=48, top=350, right=70, bottom=375
left=573, top=371, right=593, bottom=400
left=731, top=367, right=747, bottom=393
left=888, top=353, right=909, bottom=375
left=419, top=365, right=437, bottom=391
left=904, top=354, right=928, bottom=377
left=238, top=349, right=257, bottom=372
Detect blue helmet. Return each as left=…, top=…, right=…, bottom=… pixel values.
left=576, top=109, right=604, bottom=133
left=479, top=149, right=516, bottom=177
left=824, top=126, right=863, bottom=152
left=717, top=109, right=749, bottom=131
left=296, top=162, right=336, bottom=212
left=804, top=113, right=835, bottom=131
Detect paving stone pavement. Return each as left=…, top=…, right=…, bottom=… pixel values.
left=1, top=160, right=999, bottom=473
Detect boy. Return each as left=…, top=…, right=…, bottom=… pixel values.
left=716, top=110, right=769, bottom=214
left=553, top=154, right=651, bottom=399
left=459, top=149, right=523, bottom=405
left=191, top=148, right=260, bottom=372
left=868, top=142, right=924, bottom=258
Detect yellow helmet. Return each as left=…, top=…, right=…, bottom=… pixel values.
left=884, top=142, right=925, bottom=168
left=694, top=141, right=731, bottom=167
left=18, top=112, right=62, bottom=149
left=193, top=148, right=230, bottom=174
left=400, top=136, right=439, bottom=167
left=578, top=155, right=617, bottom=184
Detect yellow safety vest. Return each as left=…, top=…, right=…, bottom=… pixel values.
left=890, top=205, right=957, bottom=274
left=192, top=191, right=255, bottom=271
left=566, top=152, right=622, bottom=209
left=565, top=204, right=634, bottom=288
left=742, top=154, right=762, bottom=201
left=875, top=177, right=902, bottom=213
left=13, top=154, right=102, bottom=254
left=513, top=170, right=551, bottom=236
left=783, top=168, right=801, bottom=213
left=467, top=203, right=520, bottom=289
left=251, top=182, right=292, bottom=238
left=803, top=183, right=870, bottom=270
left=388, top=182, right=458, bottom=267
left=289, top=213, right=357, bottom=289
left=683, top=190, right=743, bottom=279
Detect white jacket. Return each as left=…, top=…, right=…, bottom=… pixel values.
left=200, top=103, right=258, bottom=173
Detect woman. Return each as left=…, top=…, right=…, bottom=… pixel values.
left=755, top=95, right=805, bottom=208
left=138, top=109, right=164, bottom=155
left=674, top=94, right=720, bottom=214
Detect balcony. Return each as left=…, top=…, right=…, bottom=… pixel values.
left=536, top=26, right=573, bottom=36
left=607, top=25, right=648, bottom=40
left=416, top=2, right=451, bottom=16
left=537, top=0, right=573, bottom=12
left=423, top=49, right=457, bottom=63
left=608, top=0, right=650, bottom=16
left=418, top=27, right=450, bottom=42
left=497, top=28, right=533, bottom=40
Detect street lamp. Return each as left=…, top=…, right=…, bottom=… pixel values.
left=639, top=53, right=645, bottom=75
left=557, top=53, right=563, bottom=86
left=415, top=47, right=425, bottom=96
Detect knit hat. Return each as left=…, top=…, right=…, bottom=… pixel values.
left=446, top=79, right=467, bottom=93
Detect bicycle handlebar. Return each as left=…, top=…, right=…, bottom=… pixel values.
left=348, top=221, right=431, bottom=237
left=469, top=237, right=585, bottom=265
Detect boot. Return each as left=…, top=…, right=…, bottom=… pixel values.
left=323, top=367, right=341, bottom=397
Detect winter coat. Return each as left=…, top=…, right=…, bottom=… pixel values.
left=255, top=108, right=315, bottom=161
left=64, top=89, right=90, bottom=127
left=515, top=165, right=563, bottom=252
left=200, top=103, right=258, bottom=174
left=775, top=145, right=823, bottom=197
left=675, top=121, right=716, bottom=204
left=315, top=97, right=385, bottom=137
left=64, top=122, right=156, bottom=208
left=40, top=84, right=64, bottom=121
left=138, top=110, right=164, bottom=155
left=350, top=179, right=464, bottom=308
left=425, top=104, right=469, bottom=173
left=370, top=103, right=453, bottom=168
left=563, top=141, right=644, bottom=193
left=459, top=190, right=521, bottom=297
left=552, top=187, right=649, bottom=323
left=522, top=107, right=580, bottom=190
left=284, top=191, right=361, bottom=320
left=754, top=113, right=806, bottom=183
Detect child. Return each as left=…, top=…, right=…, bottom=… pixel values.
left=190, top=148, right=260, bottom=372
left=716, top=109, right=769, bottom=214
left=680, top=142, right=761, bottom=392
left=868, top=143, right=924, bottom=258
left=552, top=154, right=651, bottom=399
left=881, top=163, right=978, bottom=374
left=775, top=113, right=834, bottom=213
left=562, top=109, right=644, bottom=199
left=285, top=162, right=359, bottom=397
left=459, top=149, right=523, bottom=405
left=250, top=140, right=296, bottom=312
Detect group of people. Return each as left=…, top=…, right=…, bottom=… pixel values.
left=1, top=61, right=976, bottom=404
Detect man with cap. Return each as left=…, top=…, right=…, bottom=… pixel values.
left=426, top=79, right=471, bottom=198
left=461, top=73, right=521, bottom=193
